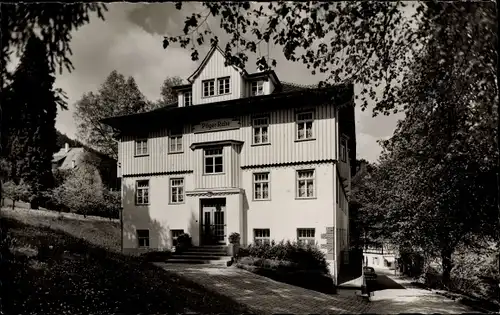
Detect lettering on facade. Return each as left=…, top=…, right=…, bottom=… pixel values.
left=193, top=118, right=241, bottom=133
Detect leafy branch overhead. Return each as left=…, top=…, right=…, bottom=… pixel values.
left=163, top=1, right=496, bottom=117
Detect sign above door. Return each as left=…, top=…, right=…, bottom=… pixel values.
left=193, top=118, right=241, bottom=134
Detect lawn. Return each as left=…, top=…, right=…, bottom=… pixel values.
left=1, top=207, right=253, bottom=315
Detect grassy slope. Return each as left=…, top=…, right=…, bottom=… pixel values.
left=1, top=207, right=252, bottom=315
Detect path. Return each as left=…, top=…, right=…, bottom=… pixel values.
left=156, top=263, right=481, bottom=314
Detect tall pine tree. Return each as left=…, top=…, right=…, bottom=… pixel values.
left=7, top=35, right=60, bottom=209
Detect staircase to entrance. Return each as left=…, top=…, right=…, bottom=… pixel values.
left=166, top=245, right=231, bottom=265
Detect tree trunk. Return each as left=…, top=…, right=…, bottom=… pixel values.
left=441, top=249, right=453, bottom=288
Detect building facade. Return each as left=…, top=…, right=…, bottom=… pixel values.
left=102, top=45, right=356, bottom=282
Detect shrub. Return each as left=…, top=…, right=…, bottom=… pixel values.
left=238, top=240, right=328, bottom=273
left=177, top=233, right=192, bottom=248
left=228, top=232, right=240, bottom=244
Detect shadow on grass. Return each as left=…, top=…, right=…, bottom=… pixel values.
left=2, top=217, right=253, bottom=315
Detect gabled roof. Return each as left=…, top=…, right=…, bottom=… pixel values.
left=187, top=44, right=248, bottom=83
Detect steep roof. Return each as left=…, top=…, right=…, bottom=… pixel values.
left=52, top=147, right=85, bottom=169
left=187, top=44, right=248, bottom=83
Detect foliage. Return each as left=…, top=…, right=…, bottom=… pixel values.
left=52, top=163, right=104, bottom=217
left=2, top=180, right=31, bottom=205
left=367, top=1, right=497, bottom=288
left=238, top=240, right=328, bottom=273
left=4, top=36, right=62, bottom=209
left=0, top=3, right=107, bottom=88
left=228, top=232, right=240, bottom=244
left=158, top=76, right=184, bottom=106
left=102, top=188, right=121, bottom=219
left=55, top=130, right=83, bottom=149
left=4, top=216, right=251, bottom=315
left=176, top=233, right=192, bottom=248
left=74, top=70, right=150, bottom=159
left=52, top=169, right=72, bottom=188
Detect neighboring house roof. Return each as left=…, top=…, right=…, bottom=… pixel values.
left=52, top=147, right=85, bottom=169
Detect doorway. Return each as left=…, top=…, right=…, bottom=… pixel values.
left=201, top=198, right=226, bottom=245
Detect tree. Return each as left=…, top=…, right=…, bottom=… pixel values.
left=56, top=130, right=83, bottom=149
left=74, top=70, right=150, bottom=159
left=2, top=180, right=31, bottom=209
left=160, top=76, right=184, bottom=105
left=5, top=36, right=62, bottom=209
left=54, top=163, right=104, bottom=218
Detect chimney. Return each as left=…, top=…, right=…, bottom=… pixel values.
left=65, top=143, right=69, bottom=153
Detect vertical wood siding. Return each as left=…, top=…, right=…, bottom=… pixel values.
left=119, top=105, right=337, bottom=180
left=192, top=49, right=244, bottom=105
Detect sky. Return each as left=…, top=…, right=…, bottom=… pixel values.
left=9, top=3, right=405, bottom=163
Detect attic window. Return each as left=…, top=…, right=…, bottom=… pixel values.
left=251, top=81, right=264, bottom=96
left=218, top=77, right=230, bottom=95
left=202, top=79, right=215, bottom=97
left=184, top=91, right=192, bottom=106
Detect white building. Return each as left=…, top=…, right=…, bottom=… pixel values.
left=102, top=44, right=356, bottom=282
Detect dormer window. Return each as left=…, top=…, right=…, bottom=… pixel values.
left=251, top=81, right=264, bottom=96
left=184, top=91, right=192, bottom=106
left=202, top=79, right=215, bottom=97
left=218, top=77, right=230, bottom=95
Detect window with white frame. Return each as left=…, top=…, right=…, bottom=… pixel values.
left=254, top=229, right=270, bottom=245
left=170, top=178, right=184, bottom=204
left=296, top=169, right=315, bottom=198
left=340, top=138, right=347, bottom=162
left=202, top=79, right=215, bottom=97
left=184, top=91, right=192, bottom=106
left=253, top=172, right=270, bottom=200
left=252, top=117, right=269, bottom=144
left=171, top=229, right=184, bottom=246
left=336, top=177, right=340, bottom=204
left=218, top=77, right=230, bottom=94
left=137, top=229, right=150, bottom=248
left=204, top=147, right=223, bottom=174
left=168, top=128, right=183, bottom=153
left=296, top=112, right=314, bottom=140
left=251, top=80, right=264, bottom=96
left=136, top=180, right=149, bottom=205
left=135, top=139, right=148, bottom=156
left=297, top=228, right=316, bottom=246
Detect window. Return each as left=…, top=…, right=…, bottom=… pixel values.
left=252, top=117, right=269, bottom=144
left=204, top=147, right=223, bottom=174
left=171, top=229, right=184, bottom=246
left=297, top=169, right=315, bottom=198
left=340, top=138, right=347, bottom=162
left=137, top=229, right=150, bottom=248
left=170, top=178, right=184, bottom=204
left=184, top=91, right=192, bottom=106
left=202, top=79, right=215, bottom=97
left=168, top=128, right=183, bottom=153
left=254, top=229, right=270, bottom=245
left=297, top=228, right=316, bottom=246
left=344, top=250, right=350, bottom=264
left=135, top=139, right=148, bottom=156
left=296, top=112, right=313, bottom=140
left=136, top=180, right=149, bottom=205
left=253, top=172, right=270, bottom=200
left=218, top=77, right=230, bottom=94
left=251, top=80, right=264, bottom=96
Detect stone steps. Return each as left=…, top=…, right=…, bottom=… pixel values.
left=165, top=245, right=231, bottom=265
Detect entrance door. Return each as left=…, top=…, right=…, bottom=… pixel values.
left=201, top=198, right=226, bottom=245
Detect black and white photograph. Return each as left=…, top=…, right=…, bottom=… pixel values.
left=0, top=1, right=499, bottom=314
